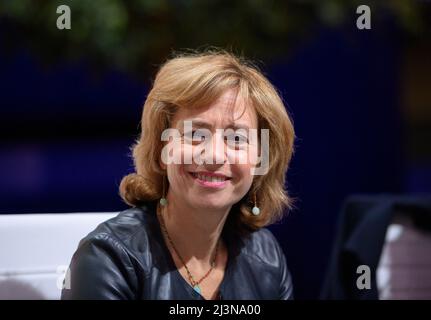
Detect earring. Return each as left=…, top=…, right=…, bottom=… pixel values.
left=251, top=192, right=260, bottom=216
left=159, top=175, right=168, bottom=206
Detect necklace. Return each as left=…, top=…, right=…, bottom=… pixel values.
left=157, top=203, right=219, bottom=295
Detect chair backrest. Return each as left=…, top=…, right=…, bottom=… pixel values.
left=320, top=194, right=431, bottom=300
left=377, top=213, right=431, bottom=299
left=0, top=212, right=117, bottom=299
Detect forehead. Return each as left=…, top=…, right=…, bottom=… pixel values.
left=172, top=89, right=258, bottom=129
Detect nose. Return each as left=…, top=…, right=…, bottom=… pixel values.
left=201, top=131, right=227, bottom=166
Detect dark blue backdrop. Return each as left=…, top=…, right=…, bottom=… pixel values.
left=1, top=21, right=428, bottom=299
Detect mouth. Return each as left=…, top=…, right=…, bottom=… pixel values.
left=188, top=171, right=232, bottom=188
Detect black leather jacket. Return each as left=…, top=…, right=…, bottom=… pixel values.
left=61, top=201, right=294, bottom=300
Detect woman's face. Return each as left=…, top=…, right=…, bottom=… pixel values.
left=163, top=89, right=259, bottom=212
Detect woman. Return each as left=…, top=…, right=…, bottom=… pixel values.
left=61, top=50, right=296, bottom=300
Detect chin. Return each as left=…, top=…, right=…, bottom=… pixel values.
left=191, top=197, right=231, bottom=211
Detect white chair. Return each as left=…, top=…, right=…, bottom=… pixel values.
left=0, top=212, right=117, bottom=300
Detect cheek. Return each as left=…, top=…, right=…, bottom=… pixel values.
left=167, top=164, right=187, bottom=185
left=225, top=144, right=260, bottom=166
left=233, top=164, right=254, bottom=188
left=182, top=144, right=193, bottom=162
left=247, top=144, right=260, bottom=167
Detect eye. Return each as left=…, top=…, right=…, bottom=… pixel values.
left=225, top=133, right=248, bottom=144
left=183, top=129, right=206, bottom=144
left=192, top=130, right=206, bottom=141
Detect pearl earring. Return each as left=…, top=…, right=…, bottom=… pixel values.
left=159, top=175, right=168, bottom=206
left=252, top=192, right=260, bottom=216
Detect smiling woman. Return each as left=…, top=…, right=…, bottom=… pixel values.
left=61, top=49, right=296, bottom=300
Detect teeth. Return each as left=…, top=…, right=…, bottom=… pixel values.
left=193, top=173, right=226, bottom=182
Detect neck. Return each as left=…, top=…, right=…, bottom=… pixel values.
left=158, top=190, right=230, bottom=267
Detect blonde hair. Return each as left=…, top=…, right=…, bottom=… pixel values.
left=119, top=49, right=295, bottom=233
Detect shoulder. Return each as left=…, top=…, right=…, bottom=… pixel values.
left=240, top=227, right=286, bottom=268
left=77, top=201, right=159, bottom=259
left=62, top=201, right=159, bottom=299
left=240, top=228, right=294, bottom=299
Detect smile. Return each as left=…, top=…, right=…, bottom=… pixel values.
left=189, top=172, right=232, bottom=188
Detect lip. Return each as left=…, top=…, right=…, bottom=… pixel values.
left=188, top=171, right=232, bottom=189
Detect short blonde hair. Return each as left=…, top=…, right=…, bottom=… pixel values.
left=120, top=49, right=295, bottom=233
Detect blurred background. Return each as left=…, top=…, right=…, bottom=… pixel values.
left=1, top=0, right=430, bottom=299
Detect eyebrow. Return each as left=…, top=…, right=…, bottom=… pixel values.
left=178, top=119, right=251, bottom=130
